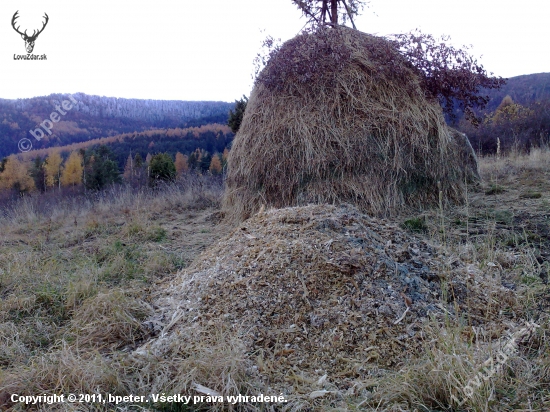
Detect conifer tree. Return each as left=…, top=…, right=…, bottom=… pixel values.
left=134, top=153, right=144, bottom=168
left=149, top=153, right=176, bottom=184
left=199, top=151, right=212, bottom=173
left=228, top=96, right=248, bottom=134
left=30, top=156, right=47, bottom=192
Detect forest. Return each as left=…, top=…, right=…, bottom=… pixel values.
left=0, top=93, right=232, bottom=158
left=2, top=74, right=550, bottom=198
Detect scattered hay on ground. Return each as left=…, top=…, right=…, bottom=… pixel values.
left=135, top=204, right=516, bottom=406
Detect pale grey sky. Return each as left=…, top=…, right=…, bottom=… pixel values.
left=0, top=0, right=548, bottom=102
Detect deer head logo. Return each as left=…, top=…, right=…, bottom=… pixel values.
left=12, top=11, right=49, bottom=54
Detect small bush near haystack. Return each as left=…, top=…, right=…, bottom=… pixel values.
left=402, top=216, right=428, bottom=233
left=485, top=184, right=506, bottom=195
left=520, top=191, right=542, bottom=199
left=223, top=26, right=478, bottom=222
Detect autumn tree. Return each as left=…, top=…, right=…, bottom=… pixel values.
left=60, top=151, right=84, bottom=187
left=44, top=151, right=63, bottom=190
left=0, top=155, right=35, bottom=192
left=391, top=31, right=505, bottom=124
left=175, top=152, right=189, bottom=176
left=209, top=154, right=223, bottom=175
left=489, top=95, right=534, bottom=125
left=123, top=154, right=134, bottom=181
left=460, top=95, right=543, bottom=154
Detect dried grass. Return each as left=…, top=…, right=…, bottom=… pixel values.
left=223, top=26, right=477, bottom=223
left=129, top=325, right=250, bottom=411
left=68, top=289, right=152, bottom=349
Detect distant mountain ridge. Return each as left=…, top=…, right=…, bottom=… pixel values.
left=482, top=72, right=550, bottom=111
left=456, top=73, right=550, bottom=153
left=0, top=93, right=233, bottom=158
left=5, top=93, right=233, bottom=123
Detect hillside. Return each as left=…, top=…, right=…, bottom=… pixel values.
left=1, top=150, right=549, bottom=410
left=482, top=72, right=550, bottom=112
left=0, top=93, right=233, bottom=158
left=449, top=72, right=550, bottom=123
left=17, top=124, right=234, bottom=171
left=452, top=73, right=550, bottom=153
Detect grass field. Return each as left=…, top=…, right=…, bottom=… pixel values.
left=0, top=150, right=549, bottom=411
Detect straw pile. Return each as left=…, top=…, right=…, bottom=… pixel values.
left=223, top=26, right=478, bottom=223
left=136, top=204, right=515, bottom=404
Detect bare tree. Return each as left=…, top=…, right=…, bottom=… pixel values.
left=292, top=0, right=368, bottom=28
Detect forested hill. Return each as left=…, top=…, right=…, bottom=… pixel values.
left=0, top=93, right=233, bottom=158
left=456, top=72, right=550, bottom=153
left=482, top=72, right=550, bottom=112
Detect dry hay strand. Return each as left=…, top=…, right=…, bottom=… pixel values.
left=129, top=324, right=250, bottom=412
left=136, top=204, right=515, bottom=406
left=68, top=289, right=152, bottom=349
left=0, top=343, right=123, bottom=410
left=223, top=26, right=477, bottom=223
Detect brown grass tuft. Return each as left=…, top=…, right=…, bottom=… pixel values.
left=68, top=289, right=152, bottom=349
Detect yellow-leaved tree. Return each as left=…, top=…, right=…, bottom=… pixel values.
left=0, top=155, right=35, bottom=192
left=175, top=152, right=188, bottom=176
left=44, top=150, right=63, bottom=190
left=209, top=154, right=222, bottom=175
left=123, top=154, right=134, bottom=181
left=60, top=151, right=83, bottom=187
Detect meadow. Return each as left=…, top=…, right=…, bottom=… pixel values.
left=0, top=149, right=549, bottom=411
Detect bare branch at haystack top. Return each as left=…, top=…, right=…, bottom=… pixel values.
left=292, top=0, right=368, bottom=28
left=223, top=26, right=480, bottom=223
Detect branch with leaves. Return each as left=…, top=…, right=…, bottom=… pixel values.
left=391, top=31, right=506, bottom=125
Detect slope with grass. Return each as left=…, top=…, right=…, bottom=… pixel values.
left=0, top=177, right=227, bottom=409
left=0, top=151, right=549, bottom=411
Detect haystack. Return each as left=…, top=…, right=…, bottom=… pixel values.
left=223, top=26, right=477, bottom=222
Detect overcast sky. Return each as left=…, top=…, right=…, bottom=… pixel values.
left=0, top=0, right=548, bottom=102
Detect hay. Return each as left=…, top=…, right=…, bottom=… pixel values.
left=223, top=26, right=476, bottom=223
left=448, top=126, right=480, bottom=182
left=136, top=204, right=515, bottom=405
